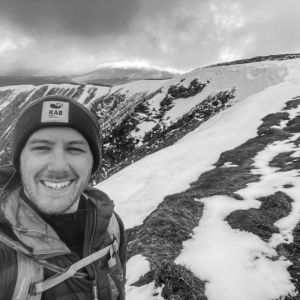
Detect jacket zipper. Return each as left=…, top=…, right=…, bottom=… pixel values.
left=89, top=205, right=98, bottom=300
left=108, top=269, right=124, bottom=299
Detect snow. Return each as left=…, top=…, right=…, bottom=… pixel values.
left=44, top=83, right=76, bottom=90
left=0, top=100, right=10, bottom=111
left=0, top=84, right=35, bottom=91
left=0, top=85, right=35, bottom=111
left=85, top=85, right=111, bottom=107
left=131, top=120, right=157, bottom=141
left=163, top=91, right=205, bottom=123
left=126, top=255, right=163, bottom=300
left=147, top=92, right=166, bottom=111
left=110, top=79, right=168, bottom=96
left=76, top=84, right=110, bottom=104
left=44, top=83, right=109, bottom=105
left=127, top=282, right=163, bottom=300
left=221, top=162, right=239, bottom=167
left=97, top=60, right=300, bottom=299
left=45, top=83, right=79, bottom=99
left=2, top=124, right=13, bottom=136
left=126, top=255, right=150, bottom=286
left=0, top=83, right=111, bottom=112
left=176, top=196, right=294, bottom=300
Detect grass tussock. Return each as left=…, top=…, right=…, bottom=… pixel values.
left=154, top=261, right=207, bottom=300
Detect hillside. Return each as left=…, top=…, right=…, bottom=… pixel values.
left=97, top=58, right=300, bottom=299
left=1, top=55, right=300, bottom=299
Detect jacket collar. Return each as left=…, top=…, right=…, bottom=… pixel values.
left=0, top=186, right=115, bottom=259
left=0, top=187, right=71, bottom=258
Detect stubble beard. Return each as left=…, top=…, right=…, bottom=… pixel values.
left=21, top=172, right=90, bottom=215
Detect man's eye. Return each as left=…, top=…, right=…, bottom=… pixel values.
left=30, top=146, right=51, bottom=151
left=67, top=147, right=85, bottom=153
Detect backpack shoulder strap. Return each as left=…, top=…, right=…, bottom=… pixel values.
left=33, top=243, right=113, bottom=294
left=12, top=252, right=43, bottom=300
left=32, top=213, right=121, bottom=295
left=107, top=213, right=120, bottom=249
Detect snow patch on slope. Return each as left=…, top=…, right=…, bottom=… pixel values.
left=176, top=196, right=294, bottom=300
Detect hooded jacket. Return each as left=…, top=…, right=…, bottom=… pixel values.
left=0, top=183, right=127, bottom=300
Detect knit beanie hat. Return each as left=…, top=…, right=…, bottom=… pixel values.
left=11, top=95, right=101, bottom=174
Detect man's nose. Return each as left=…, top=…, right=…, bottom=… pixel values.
left=47, top=150, right=70, bottom=172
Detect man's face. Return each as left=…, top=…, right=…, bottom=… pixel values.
left=20, top=127, right=94, bottom=215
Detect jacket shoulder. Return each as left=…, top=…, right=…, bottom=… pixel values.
left=0, top=241, right=18, bottom=300
left=84, top=186, right=113, bottom=203
left=0, top=164, right=21, bottom=192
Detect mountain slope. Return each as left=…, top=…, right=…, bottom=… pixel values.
left=97, top=58, right=300, bottom=299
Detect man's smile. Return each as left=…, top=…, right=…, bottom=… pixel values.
left=41, top=180, right=74, bottom=190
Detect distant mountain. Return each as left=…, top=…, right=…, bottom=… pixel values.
left=71, top=66, right=177, bottom=86
left=0, top=66, right=177, bottom=87
left=0, top=75, right=78, bottom=87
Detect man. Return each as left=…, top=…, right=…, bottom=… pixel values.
left=0, top=95, right=127, bottom=300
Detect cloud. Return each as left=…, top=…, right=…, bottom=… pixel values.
left=0, top=0, right=140, bottom=37
left=243, top=1, right=300, bottom=56
left=206, top=0, right=300, bottom=64
left=0, top=0, right=300, bottom=74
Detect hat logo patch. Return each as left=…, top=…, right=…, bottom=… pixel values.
left=50, top=103, right=64, bottom=109
left=41, top=101, right=69, bottom=123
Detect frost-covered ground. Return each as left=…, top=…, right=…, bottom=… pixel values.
left=98, top=59, right=300, bottom=300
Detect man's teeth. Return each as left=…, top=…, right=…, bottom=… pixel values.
left=43, top=181, right=72, bottom=190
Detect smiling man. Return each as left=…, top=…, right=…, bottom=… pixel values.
left=20, top=127, right=94, bottom=215
left=0, top=95, right=127, bottom=300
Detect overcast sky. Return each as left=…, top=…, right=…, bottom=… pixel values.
left=0, top=0, right=299, bottom=75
